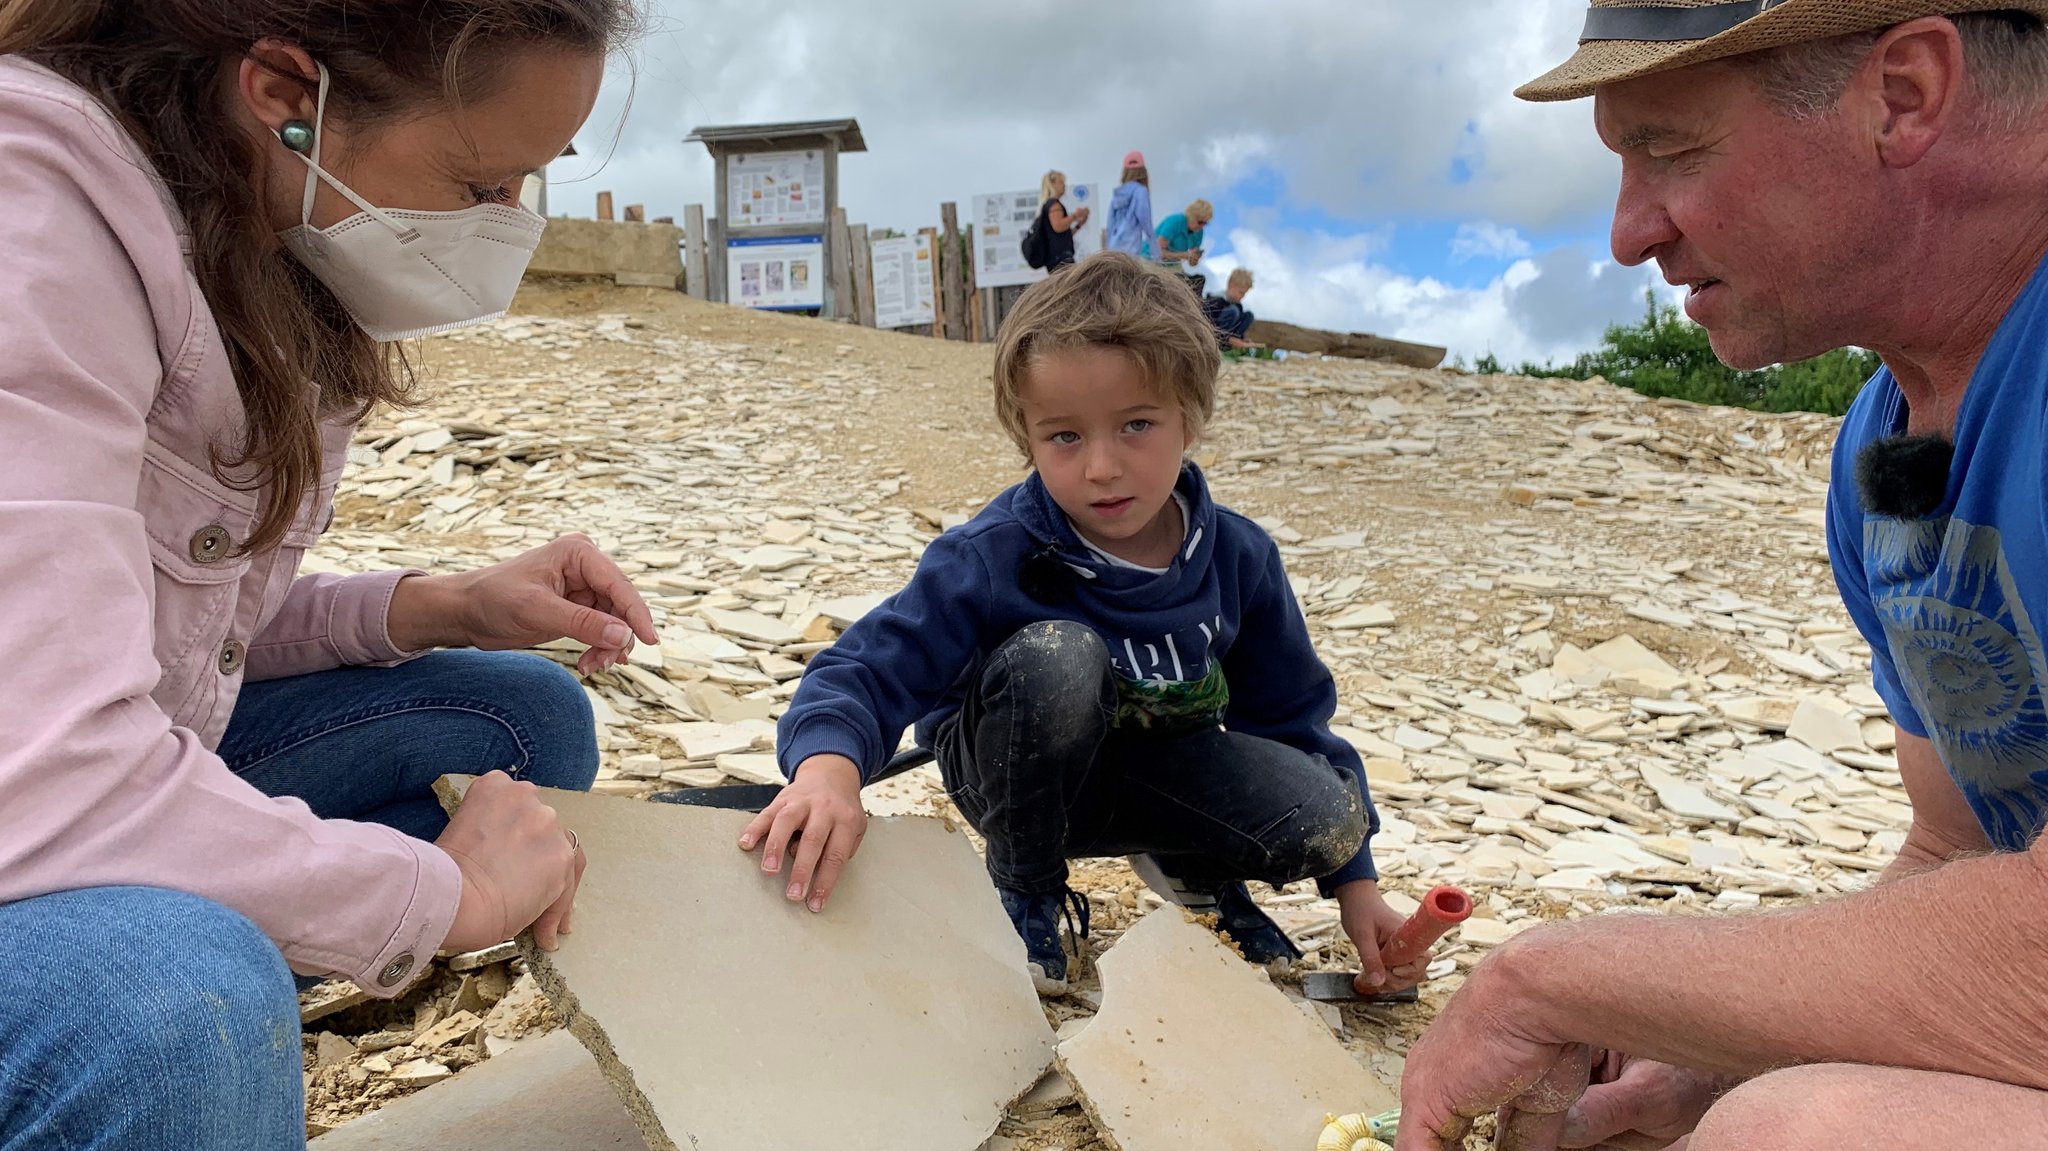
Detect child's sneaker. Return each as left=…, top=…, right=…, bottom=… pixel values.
left=1214, top=880, right=1304, bottom=968
left=1128, top=854, right=1302, bottom=969
left=999, top=887, right=1091, bottom=997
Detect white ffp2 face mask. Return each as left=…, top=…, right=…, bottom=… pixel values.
left=278, top=64, right=547, bottom=342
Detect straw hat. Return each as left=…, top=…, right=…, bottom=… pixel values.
left=1518, top=0, right=2048, bottom=101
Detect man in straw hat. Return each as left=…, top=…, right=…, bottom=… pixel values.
left=1395, top=4, right=2048, bottom=1149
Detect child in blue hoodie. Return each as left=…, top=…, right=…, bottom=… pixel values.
left=743, top=253, right=1414, bottom=996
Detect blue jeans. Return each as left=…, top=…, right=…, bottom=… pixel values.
left=0, top=650, right=599, bottom=1150
left=220, top=649, right=600, bottom=840
left=1214, top=302, right=1255, bottom=341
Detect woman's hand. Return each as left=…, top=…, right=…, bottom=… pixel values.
left=386, top=533, right=657, bottom=675
left=739, top=755, right=867, bottom=912
left=437, top=770, right=585, bottom=953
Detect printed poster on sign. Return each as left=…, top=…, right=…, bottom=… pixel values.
left=971, top=183, right=1100, bottom=289
left=871, top=233, right=936, bottom=329
left=728, top=149, right=827, bottom=228
left=727, top=235, right=825, bottom=311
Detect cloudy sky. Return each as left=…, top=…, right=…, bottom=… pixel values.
left=544, top=0, right=1670, bottom=367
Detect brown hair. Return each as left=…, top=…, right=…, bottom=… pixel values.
left=1227, top=267, right=1254, bottom=291
left=1121, top=164, right=1148, bottom=185
left=0, top=0, right=636, bottom=552
left=992, top=252, right=1221, bottom=459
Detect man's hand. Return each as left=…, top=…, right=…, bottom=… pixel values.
left=387, top=533, right=657, bottom=676
left=437, top=770, right=584, bottom=953
left=1335, top=879, right=1427, bottom=993
left=739, top=754, right=867, bottom=911
left=1396, top=929, right=1595, bottom=1151
left=1560, top=1054, right=1728, bottom=1149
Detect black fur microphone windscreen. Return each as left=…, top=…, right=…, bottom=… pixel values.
left=1854, top=435, right=1955, bottom=520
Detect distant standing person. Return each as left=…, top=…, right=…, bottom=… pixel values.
left=1155, top=198, right=1212, bottom=294
left=1035, top=169, right=1089, bottom=270
left=1202, top=268, right=1261, bottom=351
left=1106, top=150, right=1154, bottom=259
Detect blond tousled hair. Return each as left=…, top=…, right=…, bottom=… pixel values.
left=1227, top=267, right=1254, bottom=291
left=992, top=252, right=1221, bottom=459
left=1187, top=198, right=1214, bottom=224
left=1040, top=169, right=1064, bottom=205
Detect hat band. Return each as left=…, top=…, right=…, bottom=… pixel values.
left=1581, top=0, right=1789, bottom=42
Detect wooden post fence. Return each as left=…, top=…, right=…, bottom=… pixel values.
left=849, top=224, right=876, bottom=328
left=939, top=202, right=966, bottom=342
left=827, top=207, right=855, bottom=321
left=683, top=204, right=708, bottom=301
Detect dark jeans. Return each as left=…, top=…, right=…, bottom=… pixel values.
left=1213, top=301, right=1255, bottom=341
left=932, top=621, right=1366, bottom=894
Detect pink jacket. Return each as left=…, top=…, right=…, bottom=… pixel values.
left=0, top=58, right=460, bottom=994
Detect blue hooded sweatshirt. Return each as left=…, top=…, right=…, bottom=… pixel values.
left=776, top=462, right=1380, bottom=887
left=1106, top=181, right=1154, bottom=260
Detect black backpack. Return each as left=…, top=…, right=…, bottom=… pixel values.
left=1020, top=200, right=1054, bottom=270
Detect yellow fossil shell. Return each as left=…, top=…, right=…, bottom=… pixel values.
left=1318, top=1113, right=1394, bottom=1151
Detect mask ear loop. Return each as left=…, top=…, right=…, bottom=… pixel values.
left=288, top=63, right=422, bottom=244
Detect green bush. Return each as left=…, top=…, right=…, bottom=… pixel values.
left=1481, top=292, right=1878, bottom=416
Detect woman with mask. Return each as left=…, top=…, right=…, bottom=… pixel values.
left=0, top=1, right=647, bottom=1145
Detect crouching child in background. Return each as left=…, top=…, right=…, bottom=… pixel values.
left=740, top=253, right=1419, bottom=996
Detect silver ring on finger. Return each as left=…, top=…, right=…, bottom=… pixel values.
left=565, top=828, right=581, bottom=855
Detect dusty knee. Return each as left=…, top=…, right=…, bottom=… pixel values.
left=1692, top=1065, right=1867, bottom=1151
left=1266, top=768, right=1367, bottom=881
left=995, top=620, right=1110, bottom=681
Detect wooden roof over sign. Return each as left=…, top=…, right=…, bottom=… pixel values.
left=684, top=119, right=867, bottom=153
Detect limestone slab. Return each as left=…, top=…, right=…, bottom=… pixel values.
left=1720, top=696, right=1798, bottom=732
left=1638, top=763, right=1743, bottom=825
left=712, top=752, right=785, bottom=786
left=443, top=780, right=1054, bottom=1151
left=1453, top=732, right=1523, bottom=766
left=1787, top=697, right=1867, bottom=755
left=1058, top=910, right=1397, bottom=1151
left=701, top=606, right=803, bottom=646
left=1327, top=603, right=1398, bottom=630
left=1587, top=634, right=1679, bottom=678
left=312, top=1030, right=649, bottom=1150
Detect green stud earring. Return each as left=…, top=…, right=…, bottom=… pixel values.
left=279, top=120, right=314, bottom=153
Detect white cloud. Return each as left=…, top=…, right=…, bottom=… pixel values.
left=551, top=0, right=1615, bottom=234
left=535, top=1, right=1652, bottom=366
left=1450, top=222, right=1534, bottom=263
left=1200, top=133, right=1271, bottom=185
left=1202, top=227, right=1659, bottom=368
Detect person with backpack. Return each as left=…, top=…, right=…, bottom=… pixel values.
left=1023, top=169, right=1089, bottom=272
left=1106, top=150, right=1155, bottom=260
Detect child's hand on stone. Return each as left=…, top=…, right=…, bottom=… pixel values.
left=1336, top=879, right=1429, bottom=994
left=738, top=754, right=867, bottom=912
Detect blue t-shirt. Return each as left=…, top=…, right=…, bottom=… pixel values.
left=1827, top=253, right=2048, bottom=851
left=1155, top=212, right=1204, bottom=265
